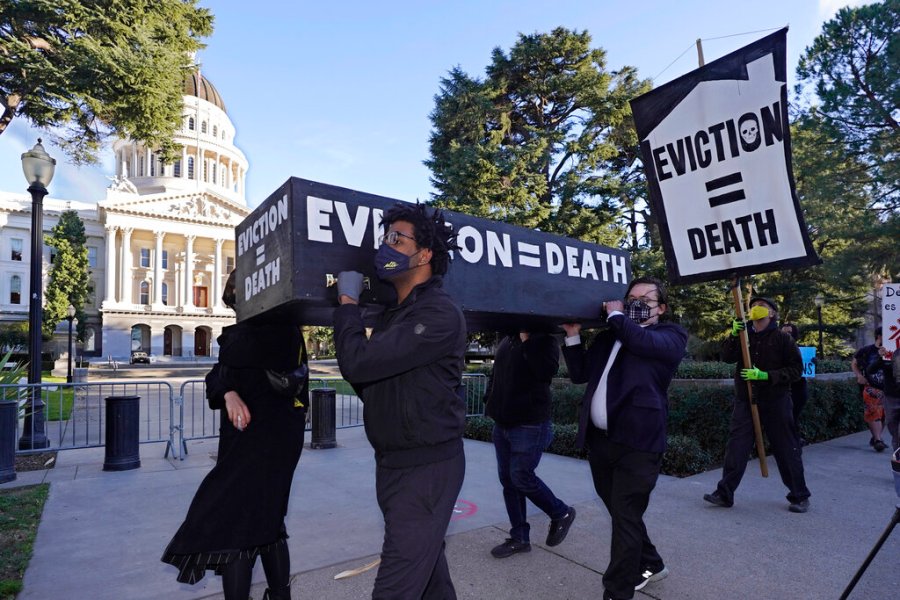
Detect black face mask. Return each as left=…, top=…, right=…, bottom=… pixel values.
left=624, top=299, right=652, bottom=324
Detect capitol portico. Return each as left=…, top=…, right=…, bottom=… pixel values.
left=0, top=70, right=251, bottom=360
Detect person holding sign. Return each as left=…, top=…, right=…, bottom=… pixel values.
left=704, top=297, right=811, bottom=513
left=333, top=203, right=466, bottom=600
left=561, top=276, right=687, bottom=600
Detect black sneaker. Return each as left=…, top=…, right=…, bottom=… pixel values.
left=874, top=439, right=888, bottom=452
left=789, top=498, right=810, bottom=513
left=635, top=565, right=669, bottom=591
left=490, top=538, right=531, bottom=558
left=703, top=491, right=733, bottom=508
left=546, top=507, right=576, bottom=547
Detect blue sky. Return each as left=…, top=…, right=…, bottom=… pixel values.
left=0, top=0, right=868, bottom=209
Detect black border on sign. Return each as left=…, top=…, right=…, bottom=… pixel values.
left=630, top=28, right=820, bottom=285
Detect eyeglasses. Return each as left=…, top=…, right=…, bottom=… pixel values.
left=379, top=230, right=417, bottom=246
left=625, top=295, right=660, bottom=307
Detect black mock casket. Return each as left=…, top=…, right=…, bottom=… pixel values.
left=234, top=178, right=630, bottom=332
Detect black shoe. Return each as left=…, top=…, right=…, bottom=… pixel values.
left=546, top=507, right=576, bottom=546
left=870, top=436, right=876, bottom=447
left=703, top=491, right=733, bottom=508
left=490, top=538, right=531, bottom=558
left=874, top=439, right=888, bottom=452
left=789, top=498, right=810, bottom=513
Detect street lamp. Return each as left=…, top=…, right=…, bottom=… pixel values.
left=19, top=139, right=56, bottom=450
left=814, top=293, right=825, bottom=358
left=66, top=305, right=76, bottom=383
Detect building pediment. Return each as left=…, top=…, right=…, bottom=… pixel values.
left=100, top=191, right=250, bottom=226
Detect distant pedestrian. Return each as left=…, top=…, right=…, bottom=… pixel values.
left=162, top=272, right=309, bottom=600
left=485, top=331, right=575, bottom=559
left=852, top=330, right=887, bottom=452
left=867, top=344, right=899, bottom=452
left=562, top=276, right=687, bottom=600
left=781, top=322, right=808, bottom=445
left=705, top=297, right=811, bottom=513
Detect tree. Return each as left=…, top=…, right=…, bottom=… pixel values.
left=0, top=1, right=213, bottom=163
left=43, top=210, right=90, bottom=339
left=426, top=27, right=651, bottom=245
left=796, top=0, right=899, bottom=210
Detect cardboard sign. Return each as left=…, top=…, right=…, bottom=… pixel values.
left=882, top=283, right=899, bottom=358
left=234, top=178, right=631, bottom=331
left=630, top=28, right=819, bottom=284
left=799, top=346, right=816, bottom=378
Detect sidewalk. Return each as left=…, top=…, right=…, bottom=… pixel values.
left=5, top=427, right=898, bottom=600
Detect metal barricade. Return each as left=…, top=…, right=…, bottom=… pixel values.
left=1, top=380, right=174, bottom=454
left=3, top=372, right=489, bottom=463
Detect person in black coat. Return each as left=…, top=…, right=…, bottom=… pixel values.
left=162, top=272, right=308, bottom=600
left=333, top=203, right=466, bottom=600
left=704, top=297, right=811, bottom=513
left=780, top=322, right=808, bottom=445
left=562, top=276, right=687, bottom=600
left=485, top=331, right=574, bottom=559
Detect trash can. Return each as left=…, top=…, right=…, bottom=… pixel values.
left=0, top=400, right=16, bottom=483
left=103, top=395, right=141, bottom=471
left=310, top=388, right=337, bottom=449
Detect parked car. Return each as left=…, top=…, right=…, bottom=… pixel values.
left=130, top=351, right=150, bottom=364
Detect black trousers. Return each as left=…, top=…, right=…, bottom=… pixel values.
left=716, top=391, right=811, bottom=504
left=586, top=427, right=663, bottom=600
left=373, top=452, right=465, bottom=600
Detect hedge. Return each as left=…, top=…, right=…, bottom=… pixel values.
left=466, top=375, right=865, bottom=477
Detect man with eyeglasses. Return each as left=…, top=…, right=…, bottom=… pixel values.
left=561, top=276, right=687, bottom=600
left=332, top=203, right=466, bottom=600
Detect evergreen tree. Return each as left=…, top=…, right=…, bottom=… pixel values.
left=42, top=210, right=90, bottom=339
left=0, top=0, right=213, bottom=163
left=426, top=27, right=651, bottom=245
left=796, top=0, right=899, bottom=211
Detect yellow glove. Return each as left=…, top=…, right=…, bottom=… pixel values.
left=748, top=305, right=769, bottom=321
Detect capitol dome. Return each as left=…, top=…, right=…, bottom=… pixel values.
left=183, top=71, right=226, bottom=113
left=110, top=68, right=248, bottom=205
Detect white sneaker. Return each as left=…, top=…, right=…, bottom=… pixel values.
left=635, top=566, right=669, bottom=591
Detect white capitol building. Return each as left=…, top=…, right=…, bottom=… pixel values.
left=0, top=72, right=250, bottom=360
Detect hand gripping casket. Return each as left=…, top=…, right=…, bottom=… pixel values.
left=234, top=178, right=631, bottom=332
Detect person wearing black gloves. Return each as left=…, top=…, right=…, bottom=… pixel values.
left=333, top=203, right=466, bottom=600
left=562, top=276, right=687, bottom=600
left=485, top=331, right=575, bottom=559
left=704, top=297, right=811, bottom=513
left=162, top=272, right=308, bottom=600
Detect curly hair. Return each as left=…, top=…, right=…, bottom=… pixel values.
left=381, top=203, right=458, bottom=275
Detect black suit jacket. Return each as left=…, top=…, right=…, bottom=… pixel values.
left=563, top=314, right=687, bottom=453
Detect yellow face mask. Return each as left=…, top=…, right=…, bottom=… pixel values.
left=748, top=305, right=770, bottom=321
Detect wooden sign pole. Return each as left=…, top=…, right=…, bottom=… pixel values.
left=731, top=277, right=769, bottom=477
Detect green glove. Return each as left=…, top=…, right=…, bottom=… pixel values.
left=741, top=367, right=768, bottom=381
left=731, top=319, right=745, bottom=337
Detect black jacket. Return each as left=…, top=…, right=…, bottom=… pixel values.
left=485, top=333, right=560, bottom=426
left=333, top=276, right=467, bottom=468
left=722, top=322, right=801, bottom=402
left=563, top=315, right=687, bottom=453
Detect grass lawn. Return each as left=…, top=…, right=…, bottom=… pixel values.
left=0, top=484, right=49, bottom=599
left=40, top=387, right=74, bottom=422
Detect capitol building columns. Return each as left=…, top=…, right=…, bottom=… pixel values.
left=1, top=68, right=250, bottom=361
